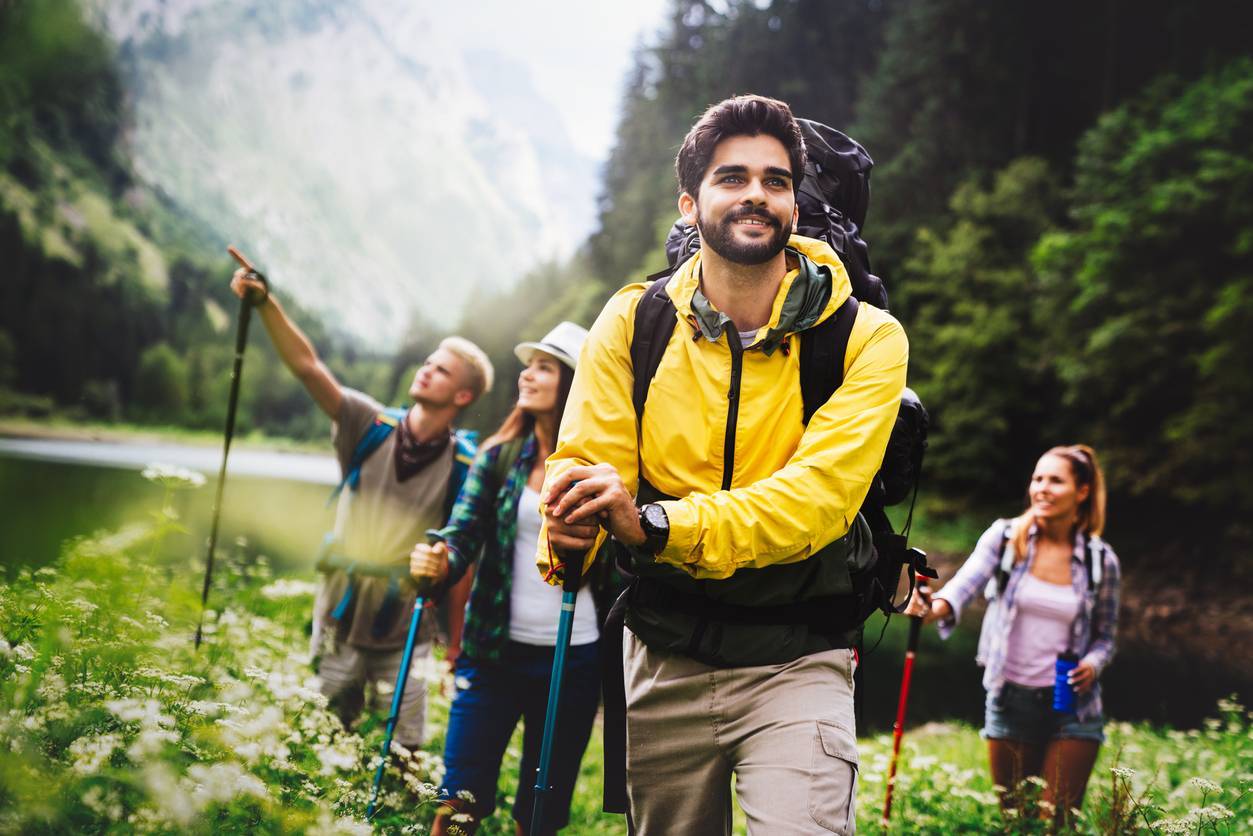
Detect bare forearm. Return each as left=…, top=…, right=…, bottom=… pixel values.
left=254, top=295, right=341, bottom=416
left=444, top=566, right=474, bottom=653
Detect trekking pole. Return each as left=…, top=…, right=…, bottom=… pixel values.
left=194, top=245, right=264, bottom=649
left=529, top=549, right=584, bottom=836
left=882, top=614, right=923, bottom=828
left=367, top=534, right=440, bottom=818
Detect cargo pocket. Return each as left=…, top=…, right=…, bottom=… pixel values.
left=809, top=720, right=859, bottom=834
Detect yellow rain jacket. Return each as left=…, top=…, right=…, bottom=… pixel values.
left=539, top=235, right=907, bottom=665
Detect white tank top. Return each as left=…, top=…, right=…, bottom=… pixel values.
left=1003, top=572, right=1080, bottom=687
left=509, top=486, right=599, bottom=646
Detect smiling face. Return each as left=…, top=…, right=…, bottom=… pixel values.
left=408, top=347, right=475, bottom=410
left=1028, top=453, right=1091, bottom=527
left=515, top=351, right=564, bottom=417
left=679, top=133, right=798, bottom=266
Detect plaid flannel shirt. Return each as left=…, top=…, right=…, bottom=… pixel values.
left=432, top=434, right=538, bottom=662
left=934, top=519, right=1121, bottom=721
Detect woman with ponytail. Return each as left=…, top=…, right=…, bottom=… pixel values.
left=907, top=445, right=1121, bottom=824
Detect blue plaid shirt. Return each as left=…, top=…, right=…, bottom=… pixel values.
left=935, top=519, right=1121, bottom=721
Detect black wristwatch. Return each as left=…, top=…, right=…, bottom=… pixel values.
left=637, top=503, right=669, bottom=555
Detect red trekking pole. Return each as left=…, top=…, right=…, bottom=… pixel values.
left=882, top=613, right=923, bottom=827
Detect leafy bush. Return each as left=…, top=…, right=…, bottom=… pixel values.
left=0, top=468, right=437, bottom=833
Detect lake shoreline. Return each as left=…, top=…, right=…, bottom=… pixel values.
left=0, top=417, right=326, bottom=455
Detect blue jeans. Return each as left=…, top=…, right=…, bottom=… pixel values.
left=441, top=639, right=601, bottom=831
left=983, top=681, right=1105, bottom=744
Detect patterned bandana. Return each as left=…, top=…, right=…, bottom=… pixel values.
left=393, top=415, right=451, bottom=482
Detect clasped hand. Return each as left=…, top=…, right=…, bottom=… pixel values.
left=542, top=463, right=645, bottom=551
left=409, top=540, right=449, bottom=595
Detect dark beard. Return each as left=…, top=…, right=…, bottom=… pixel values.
left=697, top=206, right=790, bottom=266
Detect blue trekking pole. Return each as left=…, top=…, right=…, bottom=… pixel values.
left=366, top=566, right=431, bottom=818
left=529, top=550, right=584, bottom=835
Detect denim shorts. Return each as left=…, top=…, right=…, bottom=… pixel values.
left=982, top=681, right=1105, bottom=744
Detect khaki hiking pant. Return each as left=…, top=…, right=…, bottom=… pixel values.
left=313, top=613, right=436, bottom=749
left=624, top=629, right=859, bottom=835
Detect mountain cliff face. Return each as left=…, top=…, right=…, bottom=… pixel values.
left=95, top=0, right=597, bottom=344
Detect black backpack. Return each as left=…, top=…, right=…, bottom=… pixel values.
left=639, top=121, right=933, bottom=626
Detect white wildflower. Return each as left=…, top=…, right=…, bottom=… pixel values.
left=1189, top=777, right=1223, bottom=794
left=13, top=643, right=35, bottom=662
left=313, top=737, right=362, bottom=775
left=1110, top=766, right=1136, bottom=780
left=143, top=763, right=196, bottom=825
left=81, top=785, right=124, bottom=820
left=127, top=724, right=180, bottom=760
left=186, top=761, right=269, bottom=806
left=68, top=732, right=123, bottom=775
left=259, top=578, right=318, bottom=600
left=141, top=463, right=207, bottom=489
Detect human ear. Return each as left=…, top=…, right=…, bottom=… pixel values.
left=454, top=389, right=475, bottom=408
left=679, top=192, right=697, bottom=226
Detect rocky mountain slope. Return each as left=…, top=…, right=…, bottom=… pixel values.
left=95, top=0, right=598, bottom=343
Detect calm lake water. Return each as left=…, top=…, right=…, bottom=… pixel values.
left=0, top=438, right=1242, bottom=732
left=0, top=437, right=336, bottom=572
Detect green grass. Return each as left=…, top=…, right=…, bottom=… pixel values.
left=1, top=472, right=1247, bottom=834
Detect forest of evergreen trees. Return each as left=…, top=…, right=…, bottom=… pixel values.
left=2, top=0, right=1251, bottom=572
left=452, top=0, right=1253, bottom=573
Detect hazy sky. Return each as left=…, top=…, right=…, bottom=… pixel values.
left=443, top=0, right=671, bottom=160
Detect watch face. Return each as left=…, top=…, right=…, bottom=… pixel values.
left=643, top=504, right=667, bottom=531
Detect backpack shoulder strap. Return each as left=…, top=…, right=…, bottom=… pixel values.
left=488, top=435, right=527, bottom=489
left=1084, top=535, right=1104, bottom=593
left=443, top=429, right=480, bottom=522
left=996, top=519, right=1016, bottom=596
left=798, top=296, right=859, bottom=425
left=630, top=275, right=680, bottom=423
left=329, top=407, right=406, bottom=502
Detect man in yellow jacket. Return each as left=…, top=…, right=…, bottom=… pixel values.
left=540, top=95, right=907, bottom=834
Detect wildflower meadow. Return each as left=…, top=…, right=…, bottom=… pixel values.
left=0, top=470, right=1247, bottom=834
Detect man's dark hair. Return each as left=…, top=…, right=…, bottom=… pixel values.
left=675, top=95, right=806, bottom=199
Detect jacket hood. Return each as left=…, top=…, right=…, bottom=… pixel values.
left=669, top=234, right=853, bottom=354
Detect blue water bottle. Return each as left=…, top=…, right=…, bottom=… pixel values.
left=1053, top=652, right=1079, bottom=712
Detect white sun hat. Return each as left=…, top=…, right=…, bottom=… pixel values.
left=514, top=321, right=589, bottom=371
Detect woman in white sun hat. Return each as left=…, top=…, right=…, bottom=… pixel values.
left=411, top=321, right=602, bottom=835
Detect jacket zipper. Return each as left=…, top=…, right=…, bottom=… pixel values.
left=722, top=331, right=744, bottom=491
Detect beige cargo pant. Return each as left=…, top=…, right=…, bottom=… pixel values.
left=624, top=629, right=859, bottom=835
left=313, top=610, right=436, bottom=749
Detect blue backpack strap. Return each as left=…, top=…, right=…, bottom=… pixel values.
left=444, top=429, right=479, bottom=522
left=327, top=407, right=407, bottom=504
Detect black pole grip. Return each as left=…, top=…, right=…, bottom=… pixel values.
left=907, top=615, right=922, bottom=652
left=561, top=550, right=584, bottom=593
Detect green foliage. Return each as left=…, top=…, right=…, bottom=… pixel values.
left=0, top=474, right=393, bottom=833
left=900, top=157, right=1067, bottom=499
left=859, top=704, right=1252, bottom=834
left=0, top=330, right=14, bottom=389
left=1033, top=59, right=1253, bottom=521
left=0, top=0, right=126, bottom=185
left=133, top=343, right=190, bottom=420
